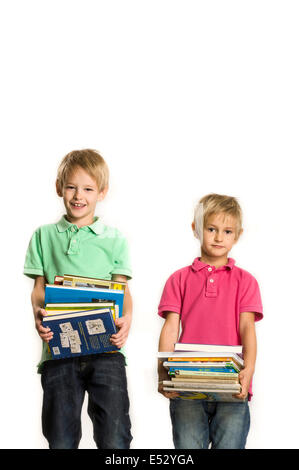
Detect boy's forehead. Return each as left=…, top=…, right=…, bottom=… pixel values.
left=206, top=212, right=237, bottom=228
left=65, top=166, right=97, bottom=185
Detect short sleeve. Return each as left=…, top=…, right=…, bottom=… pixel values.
left=158, top=272, right=182, bottom=318
left=111, top=234, right=132, bottom=279
left=23, top=228, right=44, bottom=279
left=239, top=273, right=263, bottom=321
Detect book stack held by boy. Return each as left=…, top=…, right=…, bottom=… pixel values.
left=158, top=342, right=244, bottom=402
left=43, top=274, right=126, bottom=359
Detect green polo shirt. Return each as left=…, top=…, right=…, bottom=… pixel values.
left=24, top=216, right=132, bottom=371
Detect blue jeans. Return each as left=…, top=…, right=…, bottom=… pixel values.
left=41, top=353, right=132, bottom=449
left=170, top=398, right=250, bottom=449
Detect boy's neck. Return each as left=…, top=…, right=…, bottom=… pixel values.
left=200, top=253, right=229, bottom=269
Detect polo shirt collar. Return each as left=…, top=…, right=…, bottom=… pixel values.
left=88, top=217, right=105, bottom=235
left=56, top=216, right=105, bottom=235
left=191, top=257, right=235, bottom=272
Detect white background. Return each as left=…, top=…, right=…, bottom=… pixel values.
left=0, top=1, right=298, bottom=449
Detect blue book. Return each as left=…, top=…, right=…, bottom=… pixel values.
left=44, top=284, right=124, bottom=317
left=168, top=366, right=237, bottom=374
left=43, top=308, right=118, bottom=359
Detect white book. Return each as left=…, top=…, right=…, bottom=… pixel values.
left=163, top=380, right=241, bottom=391
left=174, top=343, right=243, bottom=354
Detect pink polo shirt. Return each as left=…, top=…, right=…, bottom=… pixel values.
left=158, top=258, right=263, bottom=398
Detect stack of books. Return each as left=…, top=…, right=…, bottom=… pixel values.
left=43, top=274, right=126, bottom=360
left=159, top=343, right=244, bottom=402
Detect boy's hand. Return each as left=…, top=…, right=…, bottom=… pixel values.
left=158, top=381, right=179, bottom=399
left=234, top=367, right=254, bottom=400
left=110, top=315, right=131, bottom=348
left=34, top=307, right=53, bottom=343
left=157, top=358, right=179, bottom=399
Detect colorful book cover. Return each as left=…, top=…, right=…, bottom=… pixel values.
left=162, top=388, right=245, bottom=402
left=164, top=361, right=240, bottom=373
left=44, top=284, right=124, bottom=317
left=167, top=365, right=238, bottom=373
left=169, top=369, right=239, bottom=378
left=158, top=351, right=244, bottom=369
left=43, top=308, right=118, bottom=359
left=62, top=274, right=126, bottom=291
left=45, top=302, right=119, bottom=320
left=166, top=356, right=233, bottom=362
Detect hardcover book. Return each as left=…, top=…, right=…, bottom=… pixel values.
left=45, top=301, right=119, bottom=319
left=158, top=349, right=244, bottom=402
left=174, top=342, right=243, bottom=354
left=162, top=388, right=244, bottom=402
left=62, top=274, right=126, bottom=291
left=44, top=284, right=124, bottom=317
left=43, top=308, right=118, bottom=359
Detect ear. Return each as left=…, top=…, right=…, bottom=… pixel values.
left=97, top=186, right=109, bottom=202
left=56, top=180, right=63, bottom=197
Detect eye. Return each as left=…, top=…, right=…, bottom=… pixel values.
left=225, top=230, right=233, bottom=235
left=207, top=227, right=215, bottom=232
left=66, top=185, right=75, bottom=190
left=85, top=188, right=94, bottom=192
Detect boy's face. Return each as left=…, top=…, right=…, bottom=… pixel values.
left=200, top=212, right=241, bottom=261
left=56, top=166, right=107, bottom=227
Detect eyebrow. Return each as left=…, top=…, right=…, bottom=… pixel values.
left=66, top=182, right=95, bottom=188
left=207, top=224, right=235, bottom=229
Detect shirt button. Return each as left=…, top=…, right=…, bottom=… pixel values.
left=208, top=267, right=212, bottom=272
left=210, top=279, right=214, bottom=283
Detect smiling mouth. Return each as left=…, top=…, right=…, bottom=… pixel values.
left=71, top=202, right=86, bottom=208
left=212, top=245, right=224, bottom=248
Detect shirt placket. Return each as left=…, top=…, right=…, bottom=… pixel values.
left=205, top=266, right=217, bottom=298
left=67, top=226, right=80, bottom=255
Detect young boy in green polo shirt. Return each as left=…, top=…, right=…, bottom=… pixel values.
left=24, top=149, right=133, bottom=449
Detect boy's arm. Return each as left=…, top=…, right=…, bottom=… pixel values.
left=158, top=312, right=180, bottom=398
left=110, top=274, right=132, bottom=348
left=234, top=311, right=257, bottom=399
left=31, top=276, right=53, bottom=343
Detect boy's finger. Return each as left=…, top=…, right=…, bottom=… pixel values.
left=111, top=329, right=128, bottom=339
left=163, top=391, right=179, bottom=399
left=38, top=325, right=51, bottom=333
left=37, top=309, right=47, bottom=317
left=233, top=389, right=247, bottom=399
left=40, top=332, right=53, bottom=342
left=111, top=339, right=125, bottom=347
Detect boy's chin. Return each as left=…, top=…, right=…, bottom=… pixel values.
left=65, top=211, right=85, bottom=222
left=67, top=206, right=87, bottom=216
left=204, top=248, right=229, bottom=258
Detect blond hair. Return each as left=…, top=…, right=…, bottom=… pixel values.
left=57, top=149, right=109, bottom=192
left=194, top=193, right=243, bottom=240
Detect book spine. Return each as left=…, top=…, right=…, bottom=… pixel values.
left=167, top=357, right=233, bottom=362
left=169, top=371, right=239, bottom=378
left=168, top=366, right=237, bottom=373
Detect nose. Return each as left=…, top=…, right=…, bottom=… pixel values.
left=214, top=231, right=223, bottom=242
left=74, top=188, right=83, bottom=200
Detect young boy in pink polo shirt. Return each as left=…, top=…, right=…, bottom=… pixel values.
left=158, top=193, right=263, bottom=449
